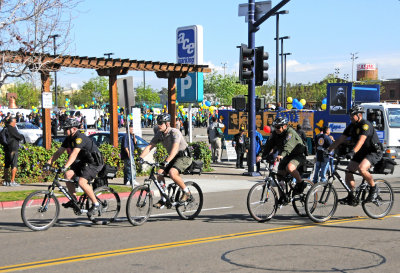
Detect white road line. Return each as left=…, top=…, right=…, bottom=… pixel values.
left=150, top=206, right=234, bottom=217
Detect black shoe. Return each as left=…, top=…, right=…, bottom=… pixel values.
left=366, top=186, right=379, bottom=202
left=153, top=199, right=165, bottom=209
left=338, top=194, right=356, bottom=206
left=293, top=181, right=307, bottom=195
left=87, top=203, right=101, bottom=218
left=62, top=200, right=75, bottom=209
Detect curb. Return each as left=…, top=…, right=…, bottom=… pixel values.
left=1, top=191, right=132, bottom=210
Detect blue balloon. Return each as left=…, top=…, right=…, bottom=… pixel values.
left=205, top=101, right=211, bottom=107
left=322, top=98, right=327, bottom=105
left=297, top=103, right=303, bottom=109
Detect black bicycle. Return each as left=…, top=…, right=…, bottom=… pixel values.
left=126, top=161, right=203, bottom=226
left=247, top=158, right=314, bottom=222
left=305, top=154, right=394, bottom=223
left=21, top=167, right=121, bottom=231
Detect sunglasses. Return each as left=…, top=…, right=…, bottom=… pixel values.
left=274, top=125, right=283, bottom=130
left=157, top=121, right=165, bottom=125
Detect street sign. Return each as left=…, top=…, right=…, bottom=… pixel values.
left=42, top=92, right=52, bottom=109
left=177, top=72, right=203, bottom=103
left=238, top=1, right=271, bottom=22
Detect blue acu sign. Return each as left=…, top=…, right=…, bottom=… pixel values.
left=176, top=25, right=204, bottom=103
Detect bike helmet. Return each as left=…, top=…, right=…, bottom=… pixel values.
left=349, top=105, right=365, bottom=116
left=272, top=117, right=288, bottom=127
left=62, top=118, right=81, bottom=129
left=156, top=113, right=171, bottom=124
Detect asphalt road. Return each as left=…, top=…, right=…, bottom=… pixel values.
left=1, top=178, right=400, bottom=273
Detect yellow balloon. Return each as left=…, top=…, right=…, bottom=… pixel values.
left=287, top=104, right=293, bottom=110
left=321, top=104, right=326, bottom=110
left=203, top=105, right=209, bottom=109
left=182, top=111, right=186, bottom=115
left=209, top=106, right=215, bottom=112
left=287, top=97, right=293, bottom=103
left=300, top=99, right=306, bottom=105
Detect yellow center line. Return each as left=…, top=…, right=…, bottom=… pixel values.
left=1, top=214, right=398, bottom=272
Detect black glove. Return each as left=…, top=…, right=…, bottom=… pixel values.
left=161, top=161, right=170, bottom=168
left=346, top=151, right=355, bottom=159
left=43, top=163, right=51, bottom=171
left=138, top=158, right=145, bottom=164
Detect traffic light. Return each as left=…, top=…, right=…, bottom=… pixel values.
left=255, top=46, right=269, bottom=86
left=238, top=44, right=254, bottom=84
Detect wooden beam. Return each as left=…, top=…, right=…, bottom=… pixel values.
left=109, top=74, right=118, bottom=148
left=168, top=76, right=177, bottom=128
left=40, top=71, right=52, bottom=150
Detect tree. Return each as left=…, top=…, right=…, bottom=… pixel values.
left=69, top=76, right=108, bottom=107
left=203, top=72, right=247, bottom=105
left=4, top=81, right=40, bottom=108
left=0, top=0, right=80, bottom=88
left=135, top=85, right=160, bottom=105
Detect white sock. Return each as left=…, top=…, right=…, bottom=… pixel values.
left=183, top=187, right=189, bottom=193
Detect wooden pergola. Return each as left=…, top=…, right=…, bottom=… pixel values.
left=1, top=50, right=211, bottom=149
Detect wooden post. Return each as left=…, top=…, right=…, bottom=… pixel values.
left=40, top=71, right=52, bottom=150
left=168, top=76, right=176, bottom=128
left=109, top=74, right=118, bottom=147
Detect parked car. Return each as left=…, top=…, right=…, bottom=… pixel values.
left=16, top=122, right=43, bottom=143
left=88, top=132, right=149, bottom=149
left=33, top=135, right=66, bottom=147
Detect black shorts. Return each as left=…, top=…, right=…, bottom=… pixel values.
left=5, top=150, right=18, bottom=169
left=352, top=150, right=383, bottom=165
left=70, top=162, right=103, bottom=182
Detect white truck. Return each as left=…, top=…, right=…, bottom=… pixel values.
left=68, top=109, right=104, bottom=128
left=361, top=102, right=400, bottom=158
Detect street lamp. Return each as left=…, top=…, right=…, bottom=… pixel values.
left=274, top=10, right=289, bottom=106
left=334, top=67, right=340, bottom=82
left=275, top=35, right=290, bottom=106
left=221, top=62, right=228, bottom=76
left=282, top=52, right=291, bottom=108
left=344, top=73, right=349, bottom=81
left=49, top=34, right=60, bottom=108
left=351, top=52, right=358, bottom=82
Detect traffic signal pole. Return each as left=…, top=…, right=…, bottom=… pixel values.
left=243, top=0, right=290, bottom=176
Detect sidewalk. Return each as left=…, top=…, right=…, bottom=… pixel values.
left=0, top=160, right=263, bottom=210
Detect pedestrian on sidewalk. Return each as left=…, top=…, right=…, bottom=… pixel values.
left=233, top=127, right=246, bottom=168
left=207, top=116, right=225, bottom=163
left=121, top=123, right=138, bottom=186
left=313, top=126, right=333, bottom=183
left=2, top=116, right=24, bottom=186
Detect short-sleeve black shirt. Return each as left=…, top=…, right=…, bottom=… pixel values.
left=61, top=131, right=100, bottom=164
left=343, top=119, right=380, bottom=152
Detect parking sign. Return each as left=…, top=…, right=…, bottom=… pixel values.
left=177, top=72, right=203, bottom=103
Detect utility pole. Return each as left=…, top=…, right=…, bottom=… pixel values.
left=221, top=62, right=228, bottom=76
left=351, top=52, right=358, bottom=82
left=49, top=34, right=59, bottom=108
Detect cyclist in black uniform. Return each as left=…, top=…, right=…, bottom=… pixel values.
left=46, top=118, right=104, bottom=216
left=328, top=105, right=383, bottom=204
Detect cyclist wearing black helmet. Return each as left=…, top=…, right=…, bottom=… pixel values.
left=328, top=105, right=383, bottom=204
left=139, top=113, right=193, bottom=208
left=259, top=116, right=308, bottom=195
left=46, top=118, right=104, bottom=217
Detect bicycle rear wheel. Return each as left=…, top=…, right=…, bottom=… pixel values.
left=126, top=185, right=153, bottom=226
left=305, top=182, right=338, bottom=223
left=86, top=186, right=121, bottom=225
left=175, top=181, right=203, bottom=220
left=292, top=179, right=313, bottom=217
left=362, top=179, right=394, bottom=219
left=247, top=181, right=277, bottom=222
left=21, top=191, right=60, bottom=231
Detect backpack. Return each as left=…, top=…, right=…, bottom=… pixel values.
left=0, top=127, right=9, bottom=146
left=214, top=127, right=223, bottom=138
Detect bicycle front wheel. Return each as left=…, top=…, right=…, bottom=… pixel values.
left=21, top=191, right=60, bottom=231
left=292, top=179, right=314, bottom=217
left=247, top=181, right=277, bottom=222
left=126, top=185, right=153, bottom=226
left=362, top=179, right=394, bottom=219
left=175, top=181, right=203, bottom=220
left=305, top=182, right=338, bottom=223
left=86, top=186, right=121, bottom=225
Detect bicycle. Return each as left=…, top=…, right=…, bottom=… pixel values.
left=247, top=158, right=314, bottom=222
left=305, top=154, right=394, bottom=223
left=126, top=161, right=203, bottom=226
left=21, top=167, right=121, bottom=231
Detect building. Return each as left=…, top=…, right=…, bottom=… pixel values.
left=357, top=63, right=378, bottom=81
left=381, top=79, right=400, bottom=101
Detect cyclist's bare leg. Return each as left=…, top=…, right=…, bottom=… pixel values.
left=358, top=158, right=374, bottom=187
left=156, top=174, right=166, bottom=184
left=345, top=161, right=358, bottom=190
left=287, top=163, right=301, bottom=182
left=78, top=177, right=97, bottom=204
left=169, top=167, right=186, bottom=190
left=65, top=170, right=77, bottom=200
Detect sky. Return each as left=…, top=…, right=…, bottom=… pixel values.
left=56, top=0, right=400, bottom=91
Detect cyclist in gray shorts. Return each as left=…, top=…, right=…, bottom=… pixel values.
left=139, top=113, right=193, bottom=208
